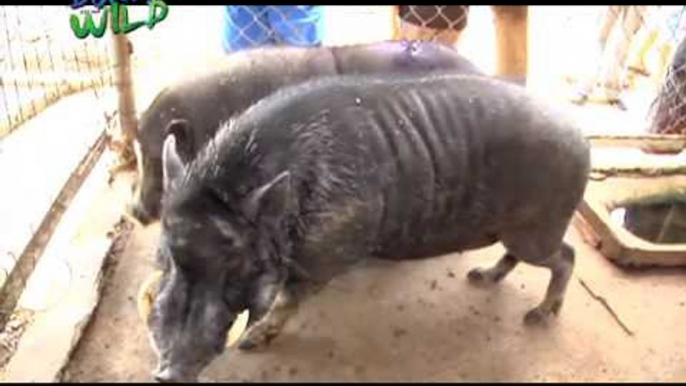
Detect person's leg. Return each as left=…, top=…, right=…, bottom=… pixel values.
left=599, top=6, right=623, bottom=50
left=222, top=5, right=272, bottom=53
left=573, top=6, right=622, bottom=103
left=627, top=26, right=660, bottom=78
left=598, top=6, right=650, bottom=102
left=268, top=6, right=325, bottom=47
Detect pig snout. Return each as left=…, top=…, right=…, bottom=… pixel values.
left=130, top=200, right=157, bottom=225
left=129, top=179, right=162, bottom=225
left=153, top=363, right=199, bottom=383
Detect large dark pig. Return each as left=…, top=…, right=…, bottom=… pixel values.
left=148, top=73, right=591, bottom=382
left=131, top=40, right=483, bottom=224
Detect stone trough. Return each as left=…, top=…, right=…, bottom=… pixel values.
left=576, top=134, right=686, bottom=267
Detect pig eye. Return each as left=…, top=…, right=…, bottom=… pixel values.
left=223, top=237, right=235, bottom=248
left=223, top=285, right=244, bottom=311
left=217, top=236, right=241, bottom=252
left=217, top=229, right=243, bottom=251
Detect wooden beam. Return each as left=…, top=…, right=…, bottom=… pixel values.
left=492, top=6, right=528, bottom=85
left=111, top=31, right=138, bottom=168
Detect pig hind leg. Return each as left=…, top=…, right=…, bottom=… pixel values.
left=520, top=243, right=575, bottom=326
left=498, top=223, right=575, bottom=325
left=467, top=253, right=519, bottom=284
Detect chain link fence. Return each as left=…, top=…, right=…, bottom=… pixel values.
left=568, top=6, right=655, bottom=103
left=562, top=5, right=686, bottom=125
left=0, top=6, right=225, bottom=358
left=598, top=5, right=686, bottom=133
left=0, top=5, right=129, bottom=352
left=395, top=5, right=469, bottom=47
left=647, top=33, right=686, bottom=134
left=390, top=5, right=686, bottom=133
left=0, top=5, right=104, bottom=368
left=0, top=6, right=117, bottom=138
left=0, top=5, right=155, bottom=357
left=222, top=5, right=324, bottom=51
left=0, top=5, right=220, bottom=327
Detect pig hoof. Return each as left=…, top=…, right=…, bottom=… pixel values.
left=237, top=329, right=276, bottom=352
left=237, top=336, right=271, bottom=352
left=523, top=307, right=551, bottom=326
left=467, top=268, right=497, bottom=285
left=237, top=338, right=260, bottom=352
left=467, top=268, right=484, bottom=283
left=467, top=268, right=486, bottom=283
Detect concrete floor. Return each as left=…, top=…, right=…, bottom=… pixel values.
left=37, top=5, right=686, bottom=382
left=62, top=168, right=686, bottom=382
left=0, top=4, right=676, bottom=382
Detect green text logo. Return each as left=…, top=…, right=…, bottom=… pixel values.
left=69, top=0, right=168, bottom=39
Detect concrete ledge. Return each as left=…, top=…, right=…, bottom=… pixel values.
left=578, top=142, right=686, bottom=267
left=578, top=191, right=686, bottom=268
left=590, top=146, right=686, bottom=178
left=0, top=90, right=116, bottom=319
left=587, top=134, right=686, bottom=154
left=1, top=150, right=133, bottom=382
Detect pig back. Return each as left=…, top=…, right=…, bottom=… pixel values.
left=216, top=73, right=590, bottom=260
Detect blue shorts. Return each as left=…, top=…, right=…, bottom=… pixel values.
left=222, top=6, right=325, bottom=53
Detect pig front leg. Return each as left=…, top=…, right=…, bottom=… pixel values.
left=238, top=255, right=322, bottom=351
left=237, top=283, right=300, bottom=352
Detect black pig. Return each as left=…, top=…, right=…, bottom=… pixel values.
left=148, top=73, right=591, bottom=382
left=131, top=40, right=483, bottom=224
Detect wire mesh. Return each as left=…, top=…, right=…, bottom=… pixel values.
left=648, top=35, right=686, bottom=134
left=221, top=6, right=325, bottom=52
left=0, top=6, right=115, bottom=139
left=570, top=6, right=657, bottom=103
left=0, top=5, right=120, bottom=336
left=395, top=5, right=469, bottom=47
left=567, top=5, right=685, bottom=124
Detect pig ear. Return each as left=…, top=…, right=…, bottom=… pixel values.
left=162, top=134, right=186, bottom=192
left=244, top=172, right=291, bottom=221
left=164, top=119, right=194, bottom=161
